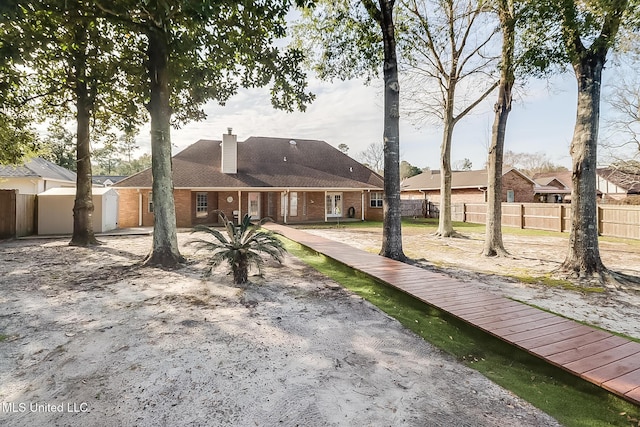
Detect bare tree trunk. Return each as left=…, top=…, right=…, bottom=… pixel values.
left=437, top=119, right=455, bottom=237
left=143, top=25, right=184, bottom=268
left=561, top=57, right=606, bottom=276
left=70, top=20, right=98, bottom=247
left=365, top=0, right=406, bottom=261
left=483, top=0, right=514, bottom=257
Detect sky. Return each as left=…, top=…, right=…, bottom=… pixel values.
left=132, top=70, right=624, bottom=172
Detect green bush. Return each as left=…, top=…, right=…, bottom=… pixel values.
left=190, top=212, right=285, bottom=284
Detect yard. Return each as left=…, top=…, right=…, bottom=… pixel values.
left=1, top=221, right=639, bottom=426
left=0, top=233, right=561, bottom=427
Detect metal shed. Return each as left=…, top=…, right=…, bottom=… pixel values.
left=37, top=187, right=119, bottom=235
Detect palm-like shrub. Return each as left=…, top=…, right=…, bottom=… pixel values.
left=190, top=212, right=286, bottom=284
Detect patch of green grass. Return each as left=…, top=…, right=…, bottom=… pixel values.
left=0, top=334, right=8, bottom=342
left=507, top=274, right=606, bottom=293
left=282, top=238, right=640, bottom=427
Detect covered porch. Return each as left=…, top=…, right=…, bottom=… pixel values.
left=185, top=188, right=384, bottom=226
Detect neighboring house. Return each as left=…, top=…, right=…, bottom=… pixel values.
left=0, top=157, right=76, bottom=194
left=401, top=168, right=536, bottom=204
left=532, top=173, right=572, bottom=203
left=92, top=175, right=128, bottom=187
left=596, top=168, right=640, bottom=201
left=114, top=131, right=385, bottom=227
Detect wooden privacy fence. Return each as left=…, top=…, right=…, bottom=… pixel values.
left=459, top=203, right=640, bottom=240
left=0, top=189, right=37, bottom=238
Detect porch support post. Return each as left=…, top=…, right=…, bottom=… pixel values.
left=138, top=190, right=142, bottom=226
left=361, top=191, right=365, bottom=220
left=237, top=190, right=241, bottom=224
left=324, top=191, right=328, bottom=222
left=284, top=191, right=288, bottom=224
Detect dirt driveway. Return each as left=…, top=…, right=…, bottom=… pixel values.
left=0, top=234, right=561, bottom=426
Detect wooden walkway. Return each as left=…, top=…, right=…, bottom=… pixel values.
left=267, top=224, right=640, bottom=407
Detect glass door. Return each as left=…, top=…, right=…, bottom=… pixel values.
left=248, top=192, right=261, bottom=219
left=325, top=192, right=342, bottom=217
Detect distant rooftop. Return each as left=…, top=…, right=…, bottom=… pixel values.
left=0, top=157, right=76, bottom=183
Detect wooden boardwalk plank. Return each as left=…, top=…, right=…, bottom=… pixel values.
left=268, top=224, right=640, bottom=407
left=586, top=355, right=640, bottom=386
left=485, top=312, right=567, bottom=335
left=546, top=335, right=630, bottom=365
left=529, top=330, right=612, bottom=357
left=563, top=342, right=640, bottom=374
left=462, top=304, right=539, bottom=322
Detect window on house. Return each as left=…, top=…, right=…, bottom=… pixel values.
left=148, top=192, right=154, bottom=213
left=196, top=192, right=208, bottom=218
left=290, top=192, right=298, bottom=216
left=370, top=192, right=383, bottom=208
left=506, top=190, right=515, bottom=203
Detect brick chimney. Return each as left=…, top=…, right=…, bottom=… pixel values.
left=221, top=127, right=237, bottom=174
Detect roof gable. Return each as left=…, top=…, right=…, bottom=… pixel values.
left=532, top=171, right=572, bottom=191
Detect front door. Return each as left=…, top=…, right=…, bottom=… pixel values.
left=326, top=192, right=342, bottom=217
left=248, top=192, right=261, bottom=219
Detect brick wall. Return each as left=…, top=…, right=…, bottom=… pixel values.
left=116, top=189, right=140, bottom=228
left=117, top=188, right=391, bottom=227
left=502, top=170, right=535, bottom=202
left=172, top=189, right=191, bottom=228
left=191, top=191, right=219, bottom=225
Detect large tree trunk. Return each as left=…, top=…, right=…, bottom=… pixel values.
left=143, top=25, right=184, bottom=268
left=436, top=80, right=456, bottom=237
left=70, top=20, right=98, bottom=247
left=561, top=56, right=606, bottom=277
left=373, top=0, right=406, bottom=261
left=483, top=0, right=514, bottom=257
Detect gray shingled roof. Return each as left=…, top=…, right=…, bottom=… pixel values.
left=402, top=169, right=490, bottom=191
left=533, top=171, right=573, bottom=191
left=402, top=168, right=535, bottom=191
left=597, top=168, right=640, bottom=194
left=116, top=136, right=383, bottom=189
left=0, top=157, right=76, bottom=182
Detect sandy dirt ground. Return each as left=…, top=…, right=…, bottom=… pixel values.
left=0, top=233, right=562, bottom=427
left=303, top=227, right=640, bottom=340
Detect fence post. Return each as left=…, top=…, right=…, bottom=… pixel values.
left=597, top=205, right=602, bottom=235
left=559, top=204, right=563, bottom=232
left=463, top=203, right=466, bottom=223
left=520, top=204, right=525, bottom=229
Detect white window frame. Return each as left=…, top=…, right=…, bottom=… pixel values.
left=326, top=192, right=343, bottom=217
left=370, top=192, right=383, bottom=208
left=196, top=192, right=208, bottom=218
left=506, top=189, right=515, bottom=203
left=148, top=192, right=154, bottom=213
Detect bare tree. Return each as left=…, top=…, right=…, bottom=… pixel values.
left=503, top=150, right=568, bottom=177
left=452, top=158, right=473, bottom=171
left=400, top=0, right=500, bottom=237
left=359, top=142, right=385, bottom=174
left=602, top=59, right=640, bottom=162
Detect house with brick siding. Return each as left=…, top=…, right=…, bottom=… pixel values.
left=114, top=130, right=384, bottom=227
left=400, top=168, right=536, bottom=204
left=532, top=173, right=571, bottom=203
